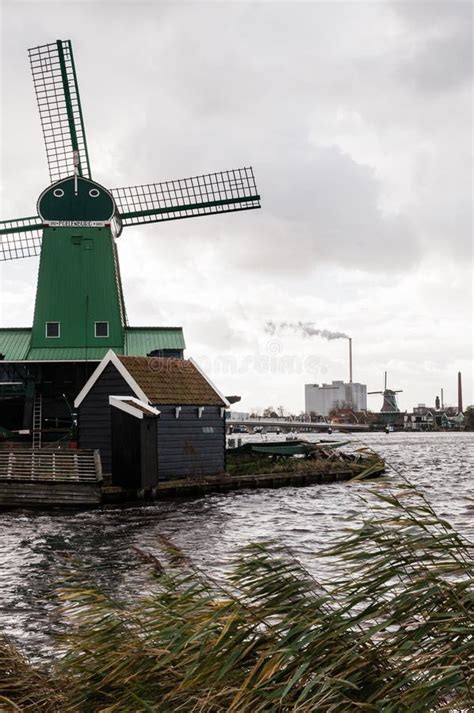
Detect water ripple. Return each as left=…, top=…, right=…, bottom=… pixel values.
left=0, top=431, right=472, bottom=658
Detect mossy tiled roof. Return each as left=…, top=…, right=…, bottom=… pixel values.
left=118, top=356, right=226, bottom=406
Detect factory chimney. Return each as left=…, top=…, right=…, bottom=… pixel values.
left=349, top=338, right=353, bottom=383
left=458, top=371, right=463, bottom=413
left=441, top=388, right=444, bottom=409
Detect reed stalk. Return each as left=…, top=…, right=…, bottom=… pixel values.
left=0, top=480, right=472, bottom=711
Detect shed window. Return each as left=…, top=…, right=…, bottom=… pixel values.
left=95, top=321, right=109, bottom=338
left=46, top=322, right=60, bottom=338
left=203, top=426, right=215, bottom=433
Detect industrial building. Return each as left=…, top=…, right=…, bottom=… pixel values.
left=305, top=381, right=367, bottom=417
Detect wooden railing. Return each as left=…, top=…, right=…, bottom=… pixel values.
left=0, top=449, right=102, bottom=482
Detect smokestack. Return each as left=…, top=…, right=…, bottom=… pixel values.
left=441, top=388, right=444, bottom=409
left=458, top=372, right=463, bottom=413
left=349, top=337, right=353, bottom=383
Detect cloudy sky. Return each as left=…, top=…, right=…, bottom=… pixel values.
left=0, top=0, right=472, bottom=414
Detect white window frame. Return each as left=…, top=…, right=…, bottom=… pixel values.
left=94, top=321, right=110, bottom=338
left=45, top=321, right=60, bottom=338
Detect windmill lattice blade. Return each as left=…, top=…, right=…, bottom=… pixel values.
left=112, top=167, right=260, bottom=227
left=28, top=40, right=91, bottom=183
left=0, top=217, right=43, bottom=261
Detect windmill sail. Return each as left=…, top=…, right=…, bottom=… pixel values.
left=0, top=217, right=43, bottom=261
left=28, top=40, right=91, bottom=183
left=111, top=167, right=260, bottom=227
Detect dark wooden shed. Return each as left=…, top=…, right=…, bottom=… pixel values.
left=74, top=351, right=228, bottom=487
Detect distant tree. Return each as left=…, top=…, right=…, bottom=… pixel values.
left=263, top=406, right=278, bottom=419
left=464, top=406, right=474, bottom=431
left=276, top=405, right=286, bottom=418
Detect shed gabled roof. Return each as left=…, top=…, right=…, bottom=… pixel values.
left=74, top=351, right=229, bottom=408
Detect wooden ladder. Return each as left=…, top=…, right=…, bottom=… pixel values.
left=32, top=394, right=42, bottom=450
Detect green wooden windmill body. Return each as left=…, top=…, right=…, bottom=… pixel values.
left=30, top=178, right=124, bottom=355
left=0, top=39, right=260, bottom=365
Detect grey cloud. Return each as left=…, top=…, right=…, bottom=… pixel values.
left=393, top=0, right=472, bottom=92
left=392, top=1, right=472, bottom=32
left=400, top=26, right=472, bottom=93
left=211, top=146, right=421, bottom=275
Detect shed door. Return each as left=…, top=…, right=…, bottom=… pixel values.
left=140, top=417, right=158, bottom=489
left=111, top=408, right=141, bottom=488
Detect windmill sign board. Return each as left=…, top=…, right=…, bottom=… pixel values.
left=0, top=39, right=260, bottom=361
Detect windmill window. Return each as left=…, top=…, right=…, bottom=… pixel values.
left=95, top=321, right=109, bottom=338
left=45, top=322, right=60, bottom=338
left=53, top=188, right=64, bottom=198
left=89, top=189, right=100, bottom=198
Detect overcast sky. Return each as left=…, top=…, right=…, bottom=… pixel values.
left=0, top=0, right=472, bottom=413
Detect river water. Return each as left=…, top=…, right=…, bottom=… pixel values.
left=0, top=431, right=472, bottom=660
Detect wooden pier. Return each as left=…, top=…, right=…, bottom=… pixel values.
left=0, top=449, right=102, bottom=507
left=0, top=448, right=385, bottom=508
left=102, top=464, right=385, bottom=503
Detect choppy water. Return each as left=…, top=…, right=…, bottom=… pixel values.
left=0, top=431, right=472, bottom=659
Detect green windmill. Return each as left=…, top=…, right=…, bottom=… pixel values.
left=0, top=39, right=260, bottom=440
left=0, top=39, right=260, bottom=361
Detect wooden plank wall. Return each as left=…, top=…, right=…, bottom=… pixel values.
left=78, top=363, right=135, bottom=472
left=156, top=405, right=225, bottom=480
left=0, top=480, right=101, bottom=507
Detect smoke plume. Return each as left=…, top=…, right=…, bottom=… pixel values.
left=265, top=321, right=349, bottom=340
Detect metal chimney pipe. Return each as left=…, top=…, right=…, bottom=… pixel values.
left=349, top=338, right=353, bottom=383
left=458, top=372, right=463, bottom=413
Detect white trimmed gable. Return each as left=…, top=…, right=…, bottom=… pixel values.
left=74, top=350, right=148, bottom=408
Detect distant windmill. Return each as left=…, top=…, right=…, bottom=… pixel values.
left=0, top=40, right=261, bottom=356
left=368, top=371, right=403, bottom=412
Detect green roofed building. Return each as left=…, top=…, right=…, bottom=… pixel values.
left=0, top=324, right=186, bottom=439
left=0, top=327, right=186, bottom=362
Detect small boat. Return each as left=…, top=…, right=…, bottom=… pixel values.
left=250, top=441, right=350, bottom=457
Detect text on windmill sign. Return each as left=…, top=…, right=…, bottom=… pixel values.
left=44, top=221, right=109, bottom=227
